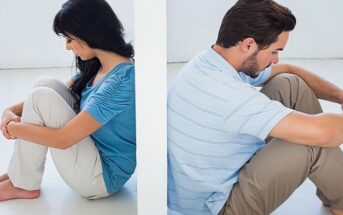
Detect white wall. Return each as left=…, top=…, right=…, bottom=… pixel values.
left=167, top=0, right=343, bottom=62
left=0, top=0, right=134, bottom=69
left=135, top=0, right=167, bottom=213
left=1, top=0, right=342, bottom=68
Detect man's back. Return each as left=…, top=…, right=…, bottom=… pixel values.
left=167, top=47, right=291, bottom=215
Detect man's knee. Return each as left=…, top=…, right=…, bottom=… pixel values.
left=265, top=73, right=309, bottom=92
left=261, top=73, right=318, bottom=109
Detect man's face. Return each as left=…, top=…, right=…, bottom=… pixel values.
left=240, top=31, right=289, bottom=78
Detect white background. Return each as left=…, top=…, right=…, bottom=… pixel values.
left=0, top=0, right=134, bottom=68
left=0, top=0, right=342, bottom=67
left=167, top=0, right=343, bottom=62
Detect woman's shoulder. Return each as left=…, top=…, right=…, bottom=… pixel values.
left=100, top=63, right=134, bottom=91
left=107, top=62, right=134, bottom=82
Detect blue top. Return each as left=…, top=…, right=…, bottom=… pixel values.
left=79, top=62, right=136, bottom=194
left=167, top=48, right=293, bottom=215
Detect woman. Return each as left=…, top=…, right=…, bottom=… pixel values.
left=0, top=0, right=135, bottom=201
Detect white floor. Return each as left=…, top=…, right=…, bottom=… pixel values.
left=0, top=59, right=342, bottom=214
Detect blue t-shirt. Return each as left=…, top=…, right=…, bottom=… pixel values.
left=79, top=62, right=136, bottom=194
left=167, top=48, right=293, bottom=215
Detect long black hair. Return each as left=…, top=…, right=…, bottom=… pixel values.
left=53, top=0, right=134, bottom=111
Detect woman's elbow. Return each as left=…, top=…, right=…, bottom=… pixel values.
left=52, top=136, right=74, bottom=150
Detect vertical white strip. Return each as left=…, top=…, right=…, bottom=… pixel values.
left=134, top=0, right=167, bottom=214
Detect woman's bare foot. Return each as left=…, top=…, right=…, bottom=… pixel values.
left=0, top=179, right=40, bottom=202
left=0, top=174, right=9, bottom=182
left=332, top=208, right=343, bottom=215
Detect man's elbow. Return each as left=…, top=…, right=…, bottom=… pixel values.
left=316, top=126, right=339, bottom=147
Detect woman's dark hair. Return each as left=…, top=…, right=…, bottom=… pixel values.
left=53, top=0, right=134, bottom=111
left=216, top=0, right=296, bottom=49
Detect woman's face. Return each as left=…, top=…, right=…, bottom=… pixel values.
left=65, top=36, right=96, bottom=60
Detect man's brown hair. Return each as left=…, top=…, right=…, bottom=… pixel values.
left=216, top=0, right=296, bottom=49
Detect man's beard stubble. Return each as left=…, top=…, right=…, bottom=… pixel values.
left=239, top=50, right=271, bottom=78
left=239, top=50, right=260, bottom=78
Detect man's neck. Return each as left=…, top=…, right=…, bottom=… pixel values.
left=212, top=44, right=242, bottom=72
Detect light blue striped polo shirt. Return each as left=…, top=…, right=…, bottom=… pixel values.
left=167, top=47, right=293, bottom=215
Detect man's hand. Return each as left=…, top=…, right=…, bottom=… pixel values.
left=1, top=110, right=21, bottom=139
left=339, top=92, right=343, bottom=111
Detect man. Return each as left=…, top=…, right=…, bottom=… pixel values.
left=167, top=0, right=343, bottom=214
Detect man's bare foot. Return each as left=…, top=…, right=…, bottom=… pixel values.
left=0, top=174, right=9, bottom=182
left=331, top=208, right=343, bottom=215
left=0, top=179, right=40, bottom=202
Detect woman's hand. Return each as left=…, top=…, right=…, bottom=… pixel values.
left=1, top=110, right=21, bottom=139
left=6, top=121, right=19, bottom=139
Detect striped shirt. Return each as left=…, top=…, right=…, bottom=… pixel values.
left=167, top=48, right=293, bottom=215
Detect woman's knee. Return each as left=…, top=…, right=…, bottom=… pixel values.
left=20, top=87, right=62, bottom=122
left=29, top=87, right=60, bottom=104
left=33, top=76, right=65, bottom=90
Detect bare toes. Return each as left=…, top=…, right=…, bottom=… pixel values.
left=0, top=179, right=40, bottom=202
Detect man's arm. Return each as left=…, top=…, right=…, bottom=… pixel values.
left=270, top=64, right=343, bottom=104
left=270, top=111, right=343, bottom=147
left=6, top=111, right=101, bottom=150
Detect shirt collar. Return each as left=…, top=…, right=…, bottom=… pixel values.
left=203, top=46, right=242, bottom=81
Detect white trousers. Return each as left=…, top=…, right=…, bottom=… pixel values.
left=7, top=77, right=109, bottom=199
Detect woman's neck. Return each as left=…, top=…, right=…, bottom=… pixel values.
left=95, top=50, right=130, bottom=74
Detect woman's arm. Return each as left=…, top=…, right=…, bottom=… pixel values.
left=7, top=111, right=101, bottom=149
left=66, top=78, right=74, bottom=88
left=4, top=78, right=78, bottom=144
left=4, top=102, right=24, bottom=117
left=1, top=102, right=24, bottom=139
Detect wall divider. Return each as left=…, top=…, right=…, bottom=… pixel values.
left=134, top=0, right=167, bottom=214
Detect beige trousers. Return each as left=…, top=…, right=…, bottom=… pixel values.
left=7, top=77, right=109, bottom=199
left=219, top=74, right=343, bottom=215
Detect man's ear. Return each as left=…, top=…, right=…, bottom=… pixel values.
left=240, top=37, right=258, bottom=53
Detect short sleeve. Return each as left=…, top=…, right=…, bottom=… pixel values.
left=239, top=66, right=272, bottom=86
left=223, top=85, right=293, bottom=140
left=83, top=70, right=135, bottom=125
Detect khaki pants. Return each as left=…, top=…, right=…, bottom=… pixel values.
left=7, top=77, right=109, bottom=199
left=219, top=74, right=343, bottom=215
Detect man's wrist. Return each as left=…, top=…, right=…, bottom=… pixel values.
left=337, top=91, right=343, bottom=104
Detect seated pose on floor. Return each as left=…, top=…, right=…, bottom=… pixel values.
left=167, top=0, right=343, bottom=214
left=0, top=0, right=135, bottom=201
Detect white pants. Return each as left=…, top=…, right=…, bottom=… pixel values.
left=7, top=77, right=109, bottom=199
